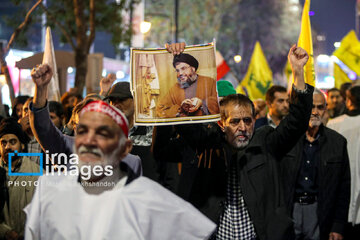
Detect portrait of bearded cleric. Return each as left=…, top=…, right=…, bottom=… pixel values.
left=131, top=43, right=220, bottom=125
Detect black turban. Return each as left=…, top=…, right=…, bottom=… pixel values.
left=0, top=117, right=29, bottom=145
left=173, top=53, right=199, bottom=71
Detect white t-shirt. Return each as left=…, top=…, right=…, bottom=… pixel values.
left=24, top=175, right=216, bottom=240
left=327, top=114, right=360, bottom=224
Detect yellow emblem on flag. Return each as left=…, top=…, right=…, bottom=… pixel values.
left=333, top=30, right=360, bottom=76
left=236, top=41, right=273, bottom=100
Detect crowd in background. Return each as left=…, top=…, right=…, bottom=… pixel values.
left=0, top=43, right=360, bottom=240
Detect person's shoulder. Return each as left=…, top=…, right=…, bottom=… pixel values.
left=327, top=114, right=348, bottom=125
left=123, top=153, right=141, bottom=164
left=124, top=176, right=191, bottom=204
left=198, top=75, right=216, bottom=83
left=323, top=126, right=347, bottom=143
left=255, top=117, right=268, bottom=129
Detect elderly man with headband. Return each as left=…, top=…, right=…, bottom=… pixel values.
left=24, top=64, right=215, bottom=240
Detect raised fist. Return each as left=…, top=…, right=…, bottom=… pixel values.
left=288, top=44, right=309, bottom=74
left=31, top=64, right=53, bottom=89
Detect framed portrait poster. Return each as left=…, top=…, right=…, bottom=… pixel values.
left=130, top=43, right=220, bottom=125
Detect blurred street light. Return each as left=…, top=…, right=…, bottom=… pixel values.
left=234, top=55, right=242, bottom=63
left=140, top=21, right=152, bottom=34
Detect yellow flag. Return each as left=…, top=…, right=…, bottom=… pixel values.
left=236, top=41, right=272, bottom=100
left=333, top=63, right=352, bottom=89
left=297, top=0, right=315, bottom=86
left=333, top=30, right=360, bottom=76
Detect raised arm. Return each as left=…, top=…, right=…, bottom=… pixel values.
left=29, top=64, right=73, bottom=157
left=266, top=45, right=313, bottom=159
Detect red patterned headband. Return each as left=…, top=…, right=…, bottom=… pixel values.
left=80, top=101, right=129, bottom=136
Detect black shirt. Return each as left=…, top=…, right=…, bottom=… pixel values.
left=295, top=134, right=320, bottom=196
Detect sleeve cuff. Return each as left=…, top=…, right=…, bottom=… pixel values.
left=292, top=84, right=309, bottom=94
left=29, top=101, right=48, bottom=112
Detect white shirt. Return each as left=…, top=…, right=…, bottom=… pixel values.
left=24, top=174, right=215, bottom=240
left=327, top=114, right=360, bottom=224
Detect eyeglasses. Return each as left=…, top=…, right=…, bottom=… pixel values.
left=0, top=138, right=18, bottom=147
left=175, top=65, right=191, bottom=73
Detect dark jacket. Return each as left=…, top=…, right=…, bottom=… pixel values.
left=281, top=125, right=350, bottom=239
left=254, top=116, right=269, bottom=129
left=0, top=167, right=6, bottom=213
left=154, top=85, right=314, bottom=240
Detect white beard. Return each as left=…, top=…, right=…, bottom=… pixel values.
left=74, top=143, right=123, bottom=181
left=309, top=116, right=322, bottom=128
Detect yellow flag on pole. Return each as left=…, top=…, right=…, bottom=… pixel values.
left=43, top=27, right=61, bottom=102
left=236, top=41, right=273, bottom=100
left=333, top=30, right=360, bottom=76
left=297, top=0, right=315, bottom=86
left=333, top=63, right=352, bottom=89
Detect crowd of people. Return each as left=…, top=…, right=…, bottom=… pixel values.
left=0, top=42, right=359, bottom=240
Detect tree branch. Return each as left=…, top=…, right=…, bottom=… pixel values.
left=87, top=0, right=96, bottom=52
left=40, top=3, right=76, bottom=50
left=4, top=0, right=43, bottom=55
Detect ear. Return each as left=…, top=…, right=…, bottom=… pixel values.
left=120, top=139, right=133, bottom=159
left=266, top=100, right=271, bottom=107
left=217, top=120, right=225, bottom=132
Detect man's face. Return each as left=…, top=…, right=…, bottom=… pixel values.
left=327, top=90, right=343, bottom=110
left=50, top=112, right=63, bottom=129
left=16, top=104, right=23, bottom=119
left=221, top=104, right=255, bottom=149
left=67, top=96, right=77, bottom=108
left=0, top=134, right=23, bottom=164
left=22, top=100, right=31, bottom=118
left=268, top=92, right=289, bottom=118
left=309, top=93, right=326, bottom=128
left=75, top=111, right=122, bottom=166
left=109, top=98, right=134, bottom=121
left=175, top=62, right=197, bottom=88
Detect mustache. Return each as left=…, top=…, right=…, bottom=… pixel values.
left=77, top=146, right=103, bottom=157
left=234, top=131, right=251, bottom=138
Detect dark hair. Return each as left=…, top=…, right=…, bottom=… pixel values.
left=327, top=87, right=340, bottom=96
left=10, top=95, right=30, bottom=119
left=265, top=85, right=287, bottom=103
left=49, top=101, right=65, bottom=118
left=0, top=117, right=30, bottom=145
left=348, top=86, right=360, bottom=109
left=340, top=83, right=352, bottom=100
left=219, top=94, right=255, bottom=119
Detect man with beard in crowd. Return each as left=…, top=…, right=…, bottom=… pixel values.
left=0, top=118, right=39, bottom=239
left=154, top=43, right=313, bottom=240
left=24, top=71, right=215, bottom=239
left=281, top=89, right=350, bottom=240
left=28, top=64, right=142, bottom=176
left=156, top=45, right=219, bottom=118
left=255, top=85, right=289, bottom=129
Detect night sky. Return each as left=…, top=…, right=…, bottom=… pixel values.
left=310, top=0, right=357, bottom=55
